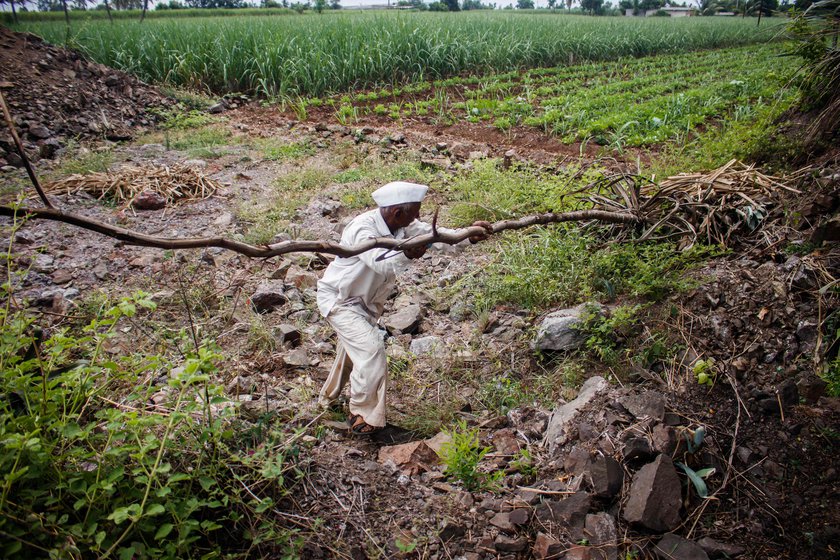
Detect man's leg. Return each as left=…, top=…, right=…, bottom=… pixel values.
left=326, top=307, right=388, bottom=427
left=318, top=343, right=353, bottom=408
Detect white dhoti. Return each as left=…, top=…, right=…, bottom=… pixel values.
left=318, top=305, right=388, bottom=427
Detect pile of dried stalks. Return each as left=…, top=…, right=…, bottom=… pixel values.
left=587, top=160, right=803, bottom=247
left=44, top=164, right=219, bottom=206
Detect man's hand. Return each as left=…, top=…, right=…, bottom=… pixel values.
left=468, top=221, right=493, bottom=244
left=404, top=245, right=428, bottom=259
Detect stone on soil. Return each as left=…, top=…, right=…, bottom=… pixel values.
left=274, top=324, right=301, bottom=347
left=283, top=347, right=310, bottom=367
left=533, top=532, right=564, bottom=560
left=378, top=441, right=439, bottom=475
left=494, top=535, right=528, bottom=553
left=585, top=513, right=617, bottom=560
left=250, top=281, right=287, bottom=313
left=654, top=534, right=710, bottom=560
left=383, top=304, right=423, bottom=335
left=131, top=190, right=167, bottom=210
left=285, top=265, right=318, bottom=289
left=623, top=454, right=682, bottom=531
left=534, top=303, right=603, bottom=352
left=620, top=390, right=666, bottom=421
left=410, top=335, right=443, bottom=356
left=544, top=376, right=609, bottom=452
left=587, top=455, right=623, bottom=498
left=696, top=537, right=745, bottom=558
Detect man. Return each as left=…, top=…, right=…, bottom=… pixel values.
left=316, top=181, right=492, bottom=435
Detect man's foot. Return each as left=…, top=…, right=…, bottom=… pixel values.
left=348, top=414, right=383, bottom=436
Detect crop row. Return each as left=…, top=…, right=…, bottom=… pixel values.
left=15, top=12, right=783, bottom=98
left=314, top=43, right=798, bottom=149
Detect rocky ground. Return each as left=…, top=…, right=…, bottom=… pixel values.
left=1, top=27, right=839, bottom=560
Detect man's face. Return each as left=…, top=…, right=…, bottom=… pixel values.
left=393, top=202, right=421, bottom=229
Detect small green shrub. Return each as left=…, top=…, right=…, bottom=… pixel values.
left=577, top=304, right=643, bottom=364
left=440, top=421, right=501, bottom=491
left=58, top=148, right=114, bottom=176
left=158, top=109, right=218, bottom=130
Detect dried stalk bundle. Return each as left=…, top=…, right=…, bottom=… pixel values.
left=584, top=160, right=803, bottom=248
left=44, top=164, right=219, bottom=206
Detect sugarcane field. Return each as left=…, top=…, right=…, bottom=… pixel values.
left=0, top=3, right=838, bottom=559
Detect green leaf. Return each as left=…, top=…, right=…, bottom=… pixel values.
left=676, top=462, right=709, bottom=498
left=695, top=467, right=716, bottom=479
left=118, top=546, right=136, bottom=560
left=155, top=523, right=174, bottom=540
left=145, top=503, right=166, bottom=517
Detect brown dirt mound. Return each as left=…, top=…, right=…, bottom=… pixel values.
left=0, top=26, right=168, bottom=165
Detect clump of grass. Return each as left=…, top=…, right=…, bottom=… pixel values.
left=257, top=139, right=316, bottom=161
left=464, top=226, right=721, bottom=311
left=58, top=148, right=114, bottom=176
left=444, top=159, right=603, bottom=226
left=156, top=109, right=219, bottom=130
left=166, top=126, right=232, bottom=151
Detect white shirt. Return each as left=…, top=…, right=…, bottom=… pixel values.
left=316, top=209, right=466, bottom=318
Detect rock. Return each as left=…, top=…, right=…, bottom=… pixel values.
left=507, top=407, right=549, bottom=439
left=250, top=281, right=287, bottom=313
left=410, top=335, right=443, bottom=356
left=534, top=303, right=603, bottom=352
left=283, top=347, right=310, bottom=367
left=28, top=125, right=51, bottom=139
left=182, top=159, right=208, bottom=168
left=51, top=269, right=73, bottom=284
left=564, top=447, right=592, bottom=474
left=39, top=138, right=61, bottom=158
left=623, top=454, right=682, bottom=531
left=424, top=432, right=452, bottom=455
left=468, top=150, right=488, bottom=161
left=489, top=511, right=515, bottom=533
left=585, top=513, right=617, bottom=560
left=421, top=157, right=450, bottom=171
left=270, top=260, right=293, bottom=280
left=383, top=304, right=423, bottom=335
left=285, top=265, right=318, bottom=289
left=620, top=391, right=666, bottom=421
left=14, top=231, right=35, bottom=245
left=92, top=262, right=109, bottom=280
left=654, top=534, right=709, bottom=560
left=651, top=424, right=678, bottom=456
left=544, top=376, right=609, bottom=452
left=494, top=535, right=528, bottom=553
left=797, top=374, right=828, bottom=404
left=274, top=324, right=301, bottom=347
left=390, top=132, right=405, bottom=143
left=509, top=508, right=530, bottom=526
left=32, top=253, right=54, bottom=273
left=587, top=455, right=623, bottom=498
left=6, top=152, right=23, bottom=167
left=533, top=492, right=591, bottom=534
left=438, top=520, right=465, bottom=541
left=131, top=190, right=166, bottom=211
left=490, top=428, right=522, bottom=455
left=378, top=441, right=439, bottom=475
left=696, top=537, right=745, bottom=558
left=207, top=101, right=227, bottom=114
left=533, top=532, right=564, bottom=560
left=213, top=212, right=234, bottom=227
left=622, top=437, right=653, bottom=462
left=311, top=199, right=342, bottom=216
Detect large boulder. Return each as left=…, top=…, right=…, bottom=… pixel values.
left=534, top=303, right=604, bottom=352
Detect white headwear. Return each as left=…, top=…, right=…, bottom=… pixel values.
left=371, top=181, right=428, bottom=208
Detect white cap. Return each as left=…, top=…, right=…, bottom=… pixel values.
left=371, top=181, right=428, bottom=207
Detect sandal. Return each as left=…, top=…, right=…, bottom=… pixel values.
left=349, top=415, right=383, bottom=436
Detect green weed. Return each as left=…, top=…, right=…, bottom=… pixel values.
left=258, top=139, right=316, bottom=161
left=440, top=421, right=502, bottom=492
left=58, top=148, right=114, bottom=176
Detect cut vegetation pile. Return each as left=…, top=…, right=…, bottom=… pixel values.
left=44, top=164, right=220, bottom=206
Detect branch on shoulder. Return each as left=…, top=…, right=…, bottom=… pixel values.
left=0, top=205, right=641, bottom=259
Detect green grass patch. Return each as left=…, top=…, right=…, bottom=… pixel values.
left=57, top=148, right=114, bottom=176
left=257, top=139, right=316, bottom=161
left=443, top=159, right=603, bottom=225
left=157, top=109, right=219, bottom=130
left=465, top=227, right=722, bottom=311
